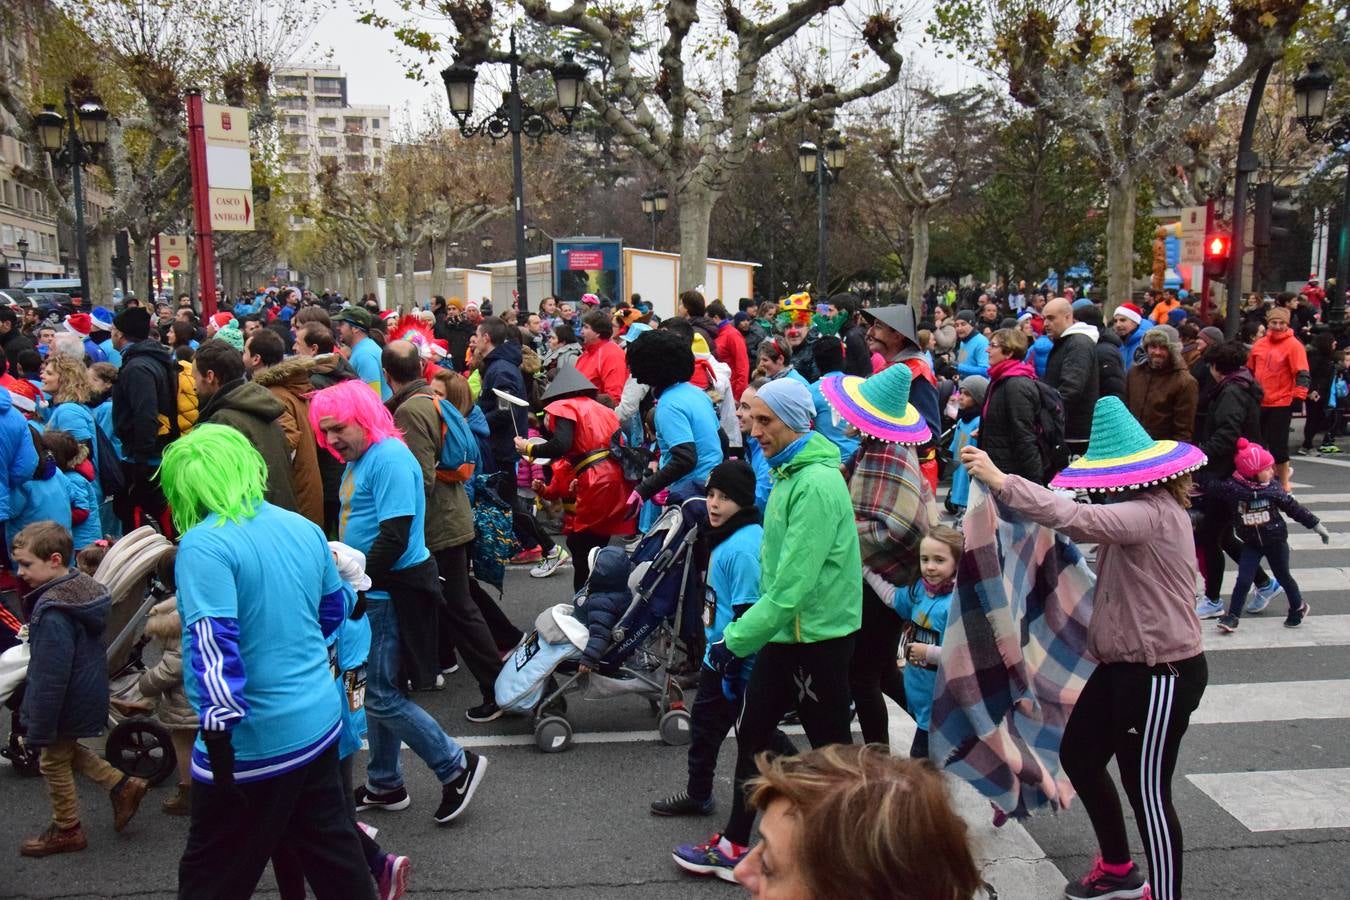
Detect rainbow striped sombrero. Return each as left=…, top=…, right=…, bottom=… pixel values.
left=1051, top=396, right=1206, bottom=492
left=820, top=364, right=931, bottom=445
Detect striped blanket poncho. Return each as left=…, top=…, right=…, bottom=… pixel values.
left=930, top=480, right=1096, bottom=819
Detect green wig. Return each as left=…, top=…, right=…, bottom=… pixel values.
left=159, top=423, right=267, bottom=534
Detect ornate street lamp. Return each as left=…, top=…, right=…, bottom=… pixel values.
left=16, top=238, right=29, bottom=282
left=799, top=132, right=846, bottom=296
left=441, top=29, right=586, bottom=313
left=641, top=189, right=668, bottom=250
left=1293, top=61, right=1349, bottom=331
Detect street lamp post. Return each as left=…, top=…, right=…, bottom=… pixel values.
left=442, top=28, right=585, bottom=314
left=798, top=134, right=846, bottom=297
left=640, top=189, right=668, bottom=250
left=34, top=87, right=109, bottom=304
left=1294, top=61, right=1350, bottom=332
left=16, top=238, right=29, bottom=282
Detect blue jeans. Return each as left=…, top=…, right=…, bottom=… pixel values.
left=1228, top=540, right=1304, bottom=619
left=364, top=599, right=465, bottom=791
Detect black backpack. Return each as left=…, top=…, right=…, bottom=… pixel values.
left=1031, top=380, right=1066, bottom=482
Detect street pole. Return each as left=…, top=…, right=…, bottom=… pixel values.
left=508, top=30, right=529, bottom=314
left=64, top=87, right=92, bottom=305
left=1225, top=61, right=1272, bottom=339
left=651, top=216, right=658, bottom=251
left=186, top=89, right=219, bottom=317
left=1331, top=165, right=1350, bottom=330
left=816, top=148, right=829, bottom=296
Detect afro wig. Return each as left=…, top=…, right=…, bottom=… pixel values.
left=626, top=328, right=694, bottom=391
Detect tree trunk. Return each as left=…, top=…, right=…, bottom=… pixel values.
left=676, top=183, right=719, bottom=292
left=384, top=254, right=398, bottom=310
left=89, top=235, right=113, bottom=308
left=401, top=246, right=417, bottom=309
left=908, top=205, right=931, bottom=306
left=363, top=251, right=379, bottom=302
left=1104, top=174, right=1137, bottom=314
left=429, top=238, right=447, bottom=299
left=132, top=234, right=153, bottom=300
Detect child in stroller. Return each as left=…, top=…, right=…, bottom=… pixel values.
left=574, top=546, right=636, bottom=675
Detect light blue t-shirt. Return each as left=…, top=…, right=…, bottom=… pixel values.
left=809, top=372, right=860, bottom=464
left=890, top=582, right=953, bottom=731
left=178, top=503, right=343, bottom=769
left=98, top=338, right=123, bottom=368
left=348, top=336, right=389, bottom=401
left=338, top=437, right=430, bottom=600
left=61, top=471, right=101, bottom=550
left=744, top=440, right=772, bottom=512
left=702, top=522, right=763, bottom=673
left=329, top=582, right=371, bottom=761
left=653, top=381, right=723, bottom=491
left=9, top=476, right=72, bottom=536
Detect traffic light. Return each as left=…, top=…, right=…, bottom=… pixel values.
left=1204, top=232, right=1231, bottom=279
left=1253, top=182, right=1296, bottom=247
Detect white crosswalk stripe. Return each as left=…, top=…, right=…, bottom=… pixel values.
left=1201, top=613, right=1350, bottom=651
left=1187, top=769, right=1350, bottom=832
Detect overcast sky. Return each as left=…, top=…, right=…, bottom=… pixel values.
left=304, top=0, right=992, bottom=131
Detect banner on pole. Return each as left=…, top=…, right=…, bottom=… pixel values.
left=209, top=189, right=254, bottom=231
left=158, top=234, right=189, bottom=272
left=1178, top=205, right=1207, bottom=267
left=203, top=103, right=254, bottom=231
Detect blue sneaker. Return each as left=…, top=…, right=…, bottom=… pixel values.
left=1246, top=580, right=1282, bottom=614
left=1195, top=597, right=1226, bottom=619
left=673, top=834, right=745, bottom=882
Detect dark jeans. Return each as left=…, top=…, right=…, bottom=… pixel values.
left=566, top=531, right=611, bottom=592
left=467, top=569, right=524, bottom=651
left=1260, top=405, right=1293, bottom=464
left=723, top=635, right=855, bottom=846
left=1198, top=493, right=1269, bottom=600
left=1228, top=540, right=1305, bottom=619
left=114, top=462, right=171, bottom=536
left=178, top=744, right=376, bottom=900
left=271, top=757, right=383, bottom=898
left=434, top=543, right=505, bottom=699
left=849, top=582, right=907, bottom=747
left=1060, top=655, right=1207, bottom=900
left=686, top=666, right=794, bottom=803
left=499, top=478, right=555, bottom=555
left=1302, top=396, right=1329, bottom=449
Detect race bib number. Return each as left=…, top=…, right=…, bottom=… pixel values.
left=1241, top=510, right=1270, bottom=526
left=344, top=667, right=367, bottom=711
left=703, top=587, right=717, bottom=629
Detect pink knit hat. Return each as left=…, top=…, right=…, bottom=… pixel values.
left=1234, top=438, right=1275, bottom=479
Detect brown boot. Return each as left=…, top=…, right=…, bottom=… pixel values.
left=110, top=775, right=149, bottom=832
left=20, top=823, right=88, bottom=857
left=161, top=783, right=191, bottom=817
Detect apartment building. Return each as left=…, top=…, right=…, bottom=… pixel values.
left=275, top=66, right=390, bottom=226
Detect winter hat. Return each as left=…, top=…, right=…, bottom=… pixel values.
left=733, top=311, right=752, bottom=326
left=958, top=375, right=989, bottom=406
left=112, top=307, right=151, bottom=341
left=1167, top=307, right=1188, bottom=326
left=63, top=313, right=93, bottom=337
left=1071, top=297, right=1095, bottom=313
left=1199, top=326, right=1224, bottom=347
left=328, top=540, right=372, bottom=592
left=1051, top=396, right=1206, bottom=493
left=756, top=378, right=815, bottom=433
left=955, top=310, right=976, bottom=324
left=210, top=312, right=234, bottom=332
left=706, top=459, right=757, bottom=510
left=820, top=362, right=930, bottom=445
left=1114, top=303, right=1143, bottom=326
left=1265, top=306, right=1291, bottom=324
left=91, top=306, right=115, bottom=332
left=1233, top=438, right=1275, bottom=480
left=580, top=293, right=600, bottom=307
left=446, top=296, right=465, bottom=311
left=215, top=320, right=245, bottom=351
left=464, top=298, right=481, bottom=313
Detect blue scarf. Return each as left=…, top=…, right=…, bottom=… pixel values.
left=766, top=433, right=812, bottom=470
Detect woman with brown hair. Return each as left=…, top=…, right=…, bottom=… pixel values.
left=735, top=744, right=983, bottom=900
left=978, top=327, right=1046, bottom=483
left=42, top=353, right=100, bottom=467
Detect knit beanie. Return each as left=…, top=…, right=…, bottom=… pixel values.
left=1234, top=438, right=1275, bottom=479
left=215, top=320, right=245, bottom=351
left=1167, top=307, right=1188, bottom=326
left=756, top=378, right=815, bottom=433
left=706, top=459, right=757, bottom=509
left=958, top=375, right=989, bottom=406
left=1265, top=306, right=1291, bottom=324
left=113, top=307, right=151, bottom=341
left=955, top=310, right=976, bottom=324
left=1200, top=326, right=1224, bottom=346
left=1071, top=297, right=1095, bottom=313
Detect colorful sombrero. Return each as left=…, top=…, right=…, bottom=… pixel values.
left=1050, top=396, right=1206, bottom=492
left=820, top=363, right=931, bottom=445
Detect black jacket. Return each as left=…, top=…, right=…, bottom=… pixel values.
left=788, top=332, right=820, bottom=383
left=111, top=338, right=176, bottom=464
left=981, top=374, right=1045, bottom=483
left=1196, top=370, right=1263, bottom=481
left=1044, top=327, right=1099, bottom=442
left=841, top=322, right=873, bottom=377
left=477, top=341, right=527, bottom=472
left=1095, top=330, right=1127, bottom=399
left=572, top=546, right=633, bottom=667
left=1212, top=477, right=1319, bottom=546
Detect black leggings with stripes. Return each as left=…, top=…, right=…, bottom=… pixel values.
left=1060, top=654, right=1207, bottom=900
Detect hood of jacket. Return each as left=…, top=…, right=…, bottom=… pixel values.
left=771, top=431, right=842, bottom=477
left=587, top=546, right=633, bottom=593
left=1218, top=367, right=1263, bottom=401
left=253, top=355, right=317, bottom=392
left=309, top=353, right=358, bottom=389
left=200, top=378, right=284, bottom=424
left=27, top=571, right=110, bottom=632
left=1062, top=321, right=1099, bottom=343
left=144, top=597, right=181, bottom=641
left=1097, top=328, right=1122, bottom=348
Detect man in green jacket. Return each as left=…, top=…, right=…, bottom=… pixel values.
left=673, top=378, right=860, bottom=883
left=382, top=341, right=504, bottom=724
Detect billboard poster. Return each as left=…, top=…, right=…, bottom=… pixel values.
left=553, top=238, right=622, bottom=305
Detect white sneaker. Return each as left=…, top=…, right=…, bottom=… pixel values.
left=530, top=546, right=570, bottom=578
left=1195, top=597, right=1226, bottom=619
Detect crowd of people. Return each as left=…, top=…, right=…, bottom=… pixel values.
left=0, top=276, right=1343, bottom=899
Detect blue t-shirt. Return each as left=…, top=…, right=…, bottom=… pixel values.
left=178, top=503, right=343, bottom=774
left=702, top=522, right=763, bottom=674
left=890, top=583, right=953, bottom=731
left=329, top=582, right=371, bottom=760
left=9, top=476, right=72, bottom=535
left=348, top=336, right=389, bottom=401
left=61, top=471, right=101, bottom=550
left=98, top=338, right=123, bottom=368
left=809, top=372, right=860, bottom=464
left=338, top=437, right=430, bottom=600
left=653, top=382, right=723, bottom=491
left=744, top=440, right=772, bottom=512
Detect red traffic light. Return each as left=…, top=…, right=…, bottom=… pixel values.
left=1207, top=235, right=1229, bottom=257
left=1204, top=232, right=1231, bottom=278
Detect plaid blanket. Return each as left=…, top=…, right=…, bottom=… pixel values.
left=930, top=480, right=1096, bottom=819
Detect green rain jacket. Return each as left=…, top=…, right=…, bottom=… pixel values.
left=722, top=432, right=862, bottom=656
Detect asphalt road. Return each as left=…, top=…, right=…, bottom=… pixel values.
left=2, top=446, right=1348, bottom=899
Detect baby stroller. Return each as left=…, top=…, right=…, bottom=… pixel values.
left=0, top=527, right=178, bottom=785
left=494, top=490, right=708, bottom=753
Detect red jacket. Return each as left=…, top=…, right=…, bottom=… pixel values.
left=1247, top=330, right=1309, bottom=408
left=541, top=397, right=635, bottom=536
left=713, top=321, right=749, bottom=401
left=575, top=338, right=628, bottom=404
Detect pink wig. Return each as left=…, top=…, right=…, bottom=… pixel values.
left=308, top=380, right=404, bottom=460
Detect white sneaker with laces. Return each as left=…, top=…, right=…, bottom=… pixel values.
left=530, top=546, right=570, bottom=578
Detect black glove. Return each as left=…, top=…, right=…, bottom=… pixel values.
left=202, top=729, right=238, bottom=792
left=707, top=640, right=740, bottom=678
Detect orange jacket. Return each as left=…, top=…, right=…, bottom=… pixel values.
left=1247, top=330, right=1309, bottom=408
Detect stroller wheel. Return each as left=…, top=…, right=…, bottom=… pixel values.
left=105, top=718, right=177, bottom=786
left=534, top=716, right=573, bottom=753
left=658, top=709, right=692, bottom=747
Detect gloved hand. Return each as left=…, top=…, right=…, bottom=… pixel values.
left=1315, top=523, right=1331, bottom=545
left=651, top=488, right=670, bottom=506
left=707, top=640, right=740, bottom=678
left=721, top=675, right=744, bottom=703
left=624, top=489, right=644, bottom=519
left=202, top=729, right=242, bottom=800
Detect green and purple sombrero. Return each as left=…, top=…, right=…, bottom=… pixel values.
left=820, top=363, right=931, bottom=445
left=1051, top=396, right=1206, bottom=492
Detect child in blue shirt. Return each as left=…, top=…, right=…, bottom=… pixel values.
left=10, top=427, right=73, bottom=537
left=864, top=524, right=964, bottom=760
left=650, top=460, right=792, bottom=818
left=41, top=430, right=101, bottom=552
left=947, top=377, right=986, bottom=518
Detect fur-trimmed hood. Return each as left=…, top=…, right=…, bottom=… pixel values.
left=143, top=597, right=181, bottom=642
left=252, top=355, right=317, bottom=390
